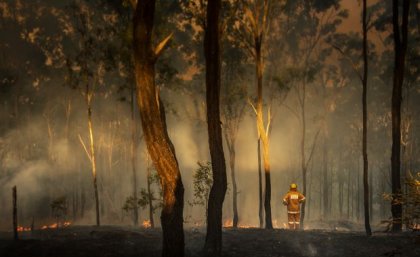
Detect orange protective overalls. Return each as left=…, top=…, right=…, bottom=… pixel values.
left=282, top=189, right=305, bottom=230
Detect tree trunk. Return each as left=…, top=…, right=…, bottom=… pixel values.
left=87, top=94, right=100, bottom=227
left=204, top=0, right=227, bottom=255
left=227, top=144, right=239, bottom=228
left=322, top=133, right=329, bottom=219
left=258, top=138, right=263, bottom=228
left=147, top=168, right=155, bottom=229
left=391, top=0, right=410, bottom=233
left=13, top=186, right=18, bottom=241
left=255, top=40, right=273, bottom=229
left=362, top=0, right=372, bottom=236
left=357, top=158, right=360, bottom=221
left=347, top=167, right=351, bottom=219
left=131, top=83, right=139, bottom=226
left=299, top=82, right=307, bottom=229
left=133, top=1, right=184, bottom=256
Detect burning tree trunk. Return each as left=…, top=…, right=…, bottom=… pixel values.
left=204, top=0, right=227, bottom=255
left=391, top=0, right=410, bottom=233
left=133, top=1, right=184, bottom=256
left=362, top=0, right=372, bottom=236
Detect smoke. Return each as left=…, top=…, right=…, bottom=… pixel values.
left=1, top=0, right=419, bottom=233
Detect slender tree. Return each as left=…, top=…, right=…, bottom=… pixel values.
left=391, top=0, right=410, bottom=232
left=132, top=0, right=185, bottom=256
left=203, top=0, right=227, bottom=255
left=362, top=0, right=372, bottom=236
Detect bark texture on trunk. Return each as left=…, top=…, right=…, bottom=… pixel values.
left=391, top=0, right=410, bottom=232
left=133, top=1, right=185, bottom=256
left=362, top=0, right=372, bottom=236
left=204, top=0, right=227, bottom=255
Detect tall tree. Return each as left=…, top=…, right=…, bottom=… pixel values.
left=221, top=65, right=247, bottom=228
left=203, top=0, right=227, bottom=255
left=132, top=0, right=185, bottom=256
left=391, top=0, right=410, bottom=232
left=238, top=0, right=273, bottom=229
left=362, top=0, right=372, bottom=236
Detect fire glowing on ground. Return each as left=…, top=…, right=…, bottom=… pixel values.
left=222, top=220, right=252, bottom=229
left=17, top=226, right=32, bottom=232
left=41, top=221, right=71, bottom=230
left=222, top=219, right=288, bottom=229
left=142, top=220, right=151, bottom=228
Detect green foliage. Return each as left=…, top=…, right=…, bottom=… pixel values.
left=189, top=161, right=213, bottom=208
left=123, top=168, right=162, bottom=214
left=122, top=195, right=139, bottom=212
left=383, top=171, right=420, bottom=231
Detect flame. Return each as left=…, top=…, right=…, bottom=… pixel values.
left=142, top=220, right=151, bottom=228
left=41, top=221, right=71, bottom=230
left=223, top=219, right=253, bottom=228
left=223, top=219, right=233, bottom=228
left=17, top=226, right=31, bottom=232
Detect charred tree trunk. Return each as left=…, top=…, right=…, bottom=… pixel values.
left=131, top=84, right=139, bottom=226
left=391, top=0, right=410, bottom=233
left=204, top=0, right=227, bottom=255
left=133, top=1, right=185, bottom=256
left=12, top=186, right=18, bottom=241
left=362, top=0, right=372, bottom=236
left=258, top=138, right=263, bottom=228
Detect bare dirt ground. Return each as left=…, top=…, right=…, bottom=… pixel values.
left=0, top=226, right=419, bottom=257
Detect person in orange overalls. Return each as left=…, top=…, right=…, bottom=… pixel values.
left=282, top=183, right=305, bottom=230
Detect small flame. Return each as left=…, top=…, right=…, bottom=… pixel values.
left=17, top=226, right=31, bottom=232
left=142, top=220, right=151, bottom=228
left=41, top=221, right=71, bottom=230
left=223, top=219, right=233, bottom=228
left=223, top=219, right=253, bottom=228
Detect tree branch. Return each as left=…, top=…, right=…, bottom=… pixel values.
left=154, top=33, right=173, bottom=59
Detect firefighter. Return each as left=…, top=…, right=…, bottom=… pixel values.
left=282, top=183, right=305, bottom=230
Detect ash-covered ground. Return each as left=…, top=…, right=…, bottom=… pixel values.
left=0, top=225, right=419, bottom=257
